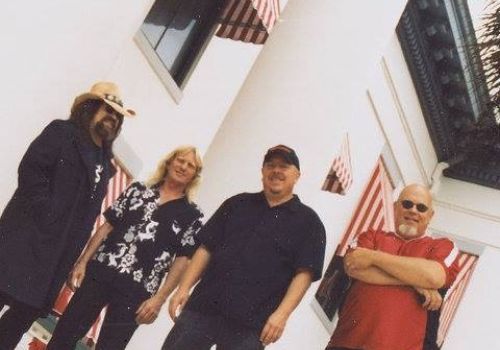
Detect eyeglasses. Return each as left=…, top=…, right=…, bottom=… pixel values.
left=400, top=199, right=429, bottom=213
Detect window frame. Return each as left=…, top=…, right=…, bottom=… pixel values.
left=135, top=0, right=226, bottom=103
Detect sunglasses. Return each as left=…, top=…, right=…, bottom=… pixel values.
left=400, top=199, right=429, bottom=213
left=104, top=105, right=124, bottom=120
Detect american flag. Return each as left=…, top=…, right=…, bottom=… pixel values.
left=216, top=0, right=280, bottom=44
left=437, top=252, right=478, bottom=346
left=322, top=134, right=354, bottom=196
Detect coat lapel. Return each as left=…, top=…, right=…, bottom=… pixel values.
left=73, top=129, right=98, bottom=191
left=71, top=122, right=116, bottom=196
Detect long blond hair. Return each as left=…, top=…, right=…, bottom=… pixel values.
left=146, top=146, right=203, bottom=203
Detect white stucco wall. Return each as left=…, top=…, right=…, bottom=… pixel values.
left=0, top=0, right=266, bottom=206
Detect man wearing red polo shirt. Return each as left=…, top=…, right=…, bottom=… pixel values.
left=326, top=184, right=460, bottom=350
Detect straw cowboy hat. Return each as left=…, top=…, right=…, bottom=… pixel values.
left=72, top=81, right=136, bottom=117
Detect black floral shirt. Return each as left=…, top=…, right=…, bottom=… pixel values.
left=91, top=181, right=203, bottom=295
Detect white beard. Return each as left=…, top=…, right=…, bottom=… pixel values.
left=398, top=224, right=419, bottom=238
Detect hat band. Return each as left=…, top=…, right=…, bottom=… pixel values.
left=104, top=93, right=123, bottom=107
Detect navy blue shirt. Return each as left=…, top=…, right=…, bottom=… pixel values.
left=186, top=192, right=326, bottom=330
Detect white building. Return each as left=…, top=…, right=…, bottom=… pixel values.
left=0, top=0, right=498, bottom=349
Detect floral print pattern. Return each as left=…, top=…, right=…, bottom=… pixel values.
left=93, top=182, right=203, bottom=294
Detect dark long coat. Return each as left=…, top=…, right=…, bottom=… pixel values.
left=0, top=119, right=114, bottom=311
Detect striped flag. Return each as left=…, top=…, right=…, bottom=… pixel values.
left=315, top=158, right=394, bottom=319
left=322, top=134, right=354, bottom=196
left=50, top=159, right=132, bottom=347
left=216, top=0, right=280, bottom=44
left=337, top=159, right=394, bottom=256
left=437, top=252, right=478, bottom=346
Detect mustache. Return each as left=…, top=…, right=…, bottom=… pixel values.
left=269, top=174, right=285, bottom=180
left=100, top=116, right=117, bottom=129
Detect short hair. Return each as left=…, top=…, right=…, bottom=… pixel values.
left=146, top=146, right=203, bottom=203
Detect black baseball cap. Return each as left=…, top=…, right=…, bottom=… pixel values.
left=263, top=145, right=300, bottom=170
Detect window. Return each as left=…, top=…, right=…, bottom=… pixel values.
left=136, top=0, right=225, bottom=98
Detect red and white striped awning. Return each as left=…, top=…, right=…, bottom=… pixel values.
left=322, top=134, right=354, bottom=196
left=437, top=252, right=478, bottom=347
left=216, top=0, right=280, bottom=44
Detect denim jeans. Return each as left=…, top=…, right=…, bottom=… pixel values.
left=162, top=310, right=265, bottom=350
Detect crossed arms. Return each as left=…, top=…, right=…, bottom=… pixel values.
left=344, top=245, right=448, bottom=310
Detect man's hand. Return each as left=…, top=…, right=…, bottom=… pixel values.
left=168, top=289, right=190, bottom=322
left=67, top=262, right=86, bottom=292
left=135, top=295, right=164, bottom=324
left=260, top=311, right=288, bottom=346
left=344, top=247, right=375, bottom=273
left=415, top=287, right=443, bottom=311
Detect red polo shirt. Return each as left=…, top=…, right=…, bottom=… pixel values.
left=328, top=229, right=460, bottom=350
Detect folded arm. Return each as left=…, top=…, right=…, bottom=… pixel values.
left=345, top=247, right=446, bottom=289
left=345, top=265, right=404, bottom=286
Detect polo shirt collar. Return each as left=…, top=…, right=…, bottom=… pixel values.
left=393, top=230, right=429, bottom=242
left=258, top=191, right=301, bottom=212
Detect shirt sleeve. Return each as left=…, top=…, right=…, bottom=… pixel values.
left=103, top=182, right=139, bottom=227
left=293, top=212, right=326, bottom=281
left=177, top=210, right=204, bottom=258
left=427, top=238, right=460, bottom=288
left=197, top=197, right=233, bottom=252
left=349, top=229, right=377, bottom=251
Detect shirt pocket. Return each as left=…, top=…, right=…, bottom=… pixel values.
left=271, top=233, right=295, bottom=267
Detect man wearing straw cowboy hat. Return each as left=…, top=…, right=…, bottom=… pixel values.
left=0, top=81, right=135, bottom=349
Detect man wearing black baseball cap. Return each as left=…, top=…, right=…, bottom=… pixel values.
left=263, top=144, right=300, bottom=170
left=162, top=145, right=326, bottom=350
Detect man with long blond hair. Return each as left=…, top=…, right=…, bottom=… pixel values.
left=47, top=146, right=204, bottom=350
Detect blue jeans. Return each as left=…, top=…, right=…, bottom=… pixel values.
left=162, top=310, right=265, bottom=350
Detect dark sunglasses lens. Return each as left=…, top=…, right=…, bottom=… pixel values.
left=416, top=203, right=428, bottom=213
left=401, top=200, right=413, bottom=209
left=401, top=200, right=428, bottom=213
left=105, top=105, right=123, bottom=120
